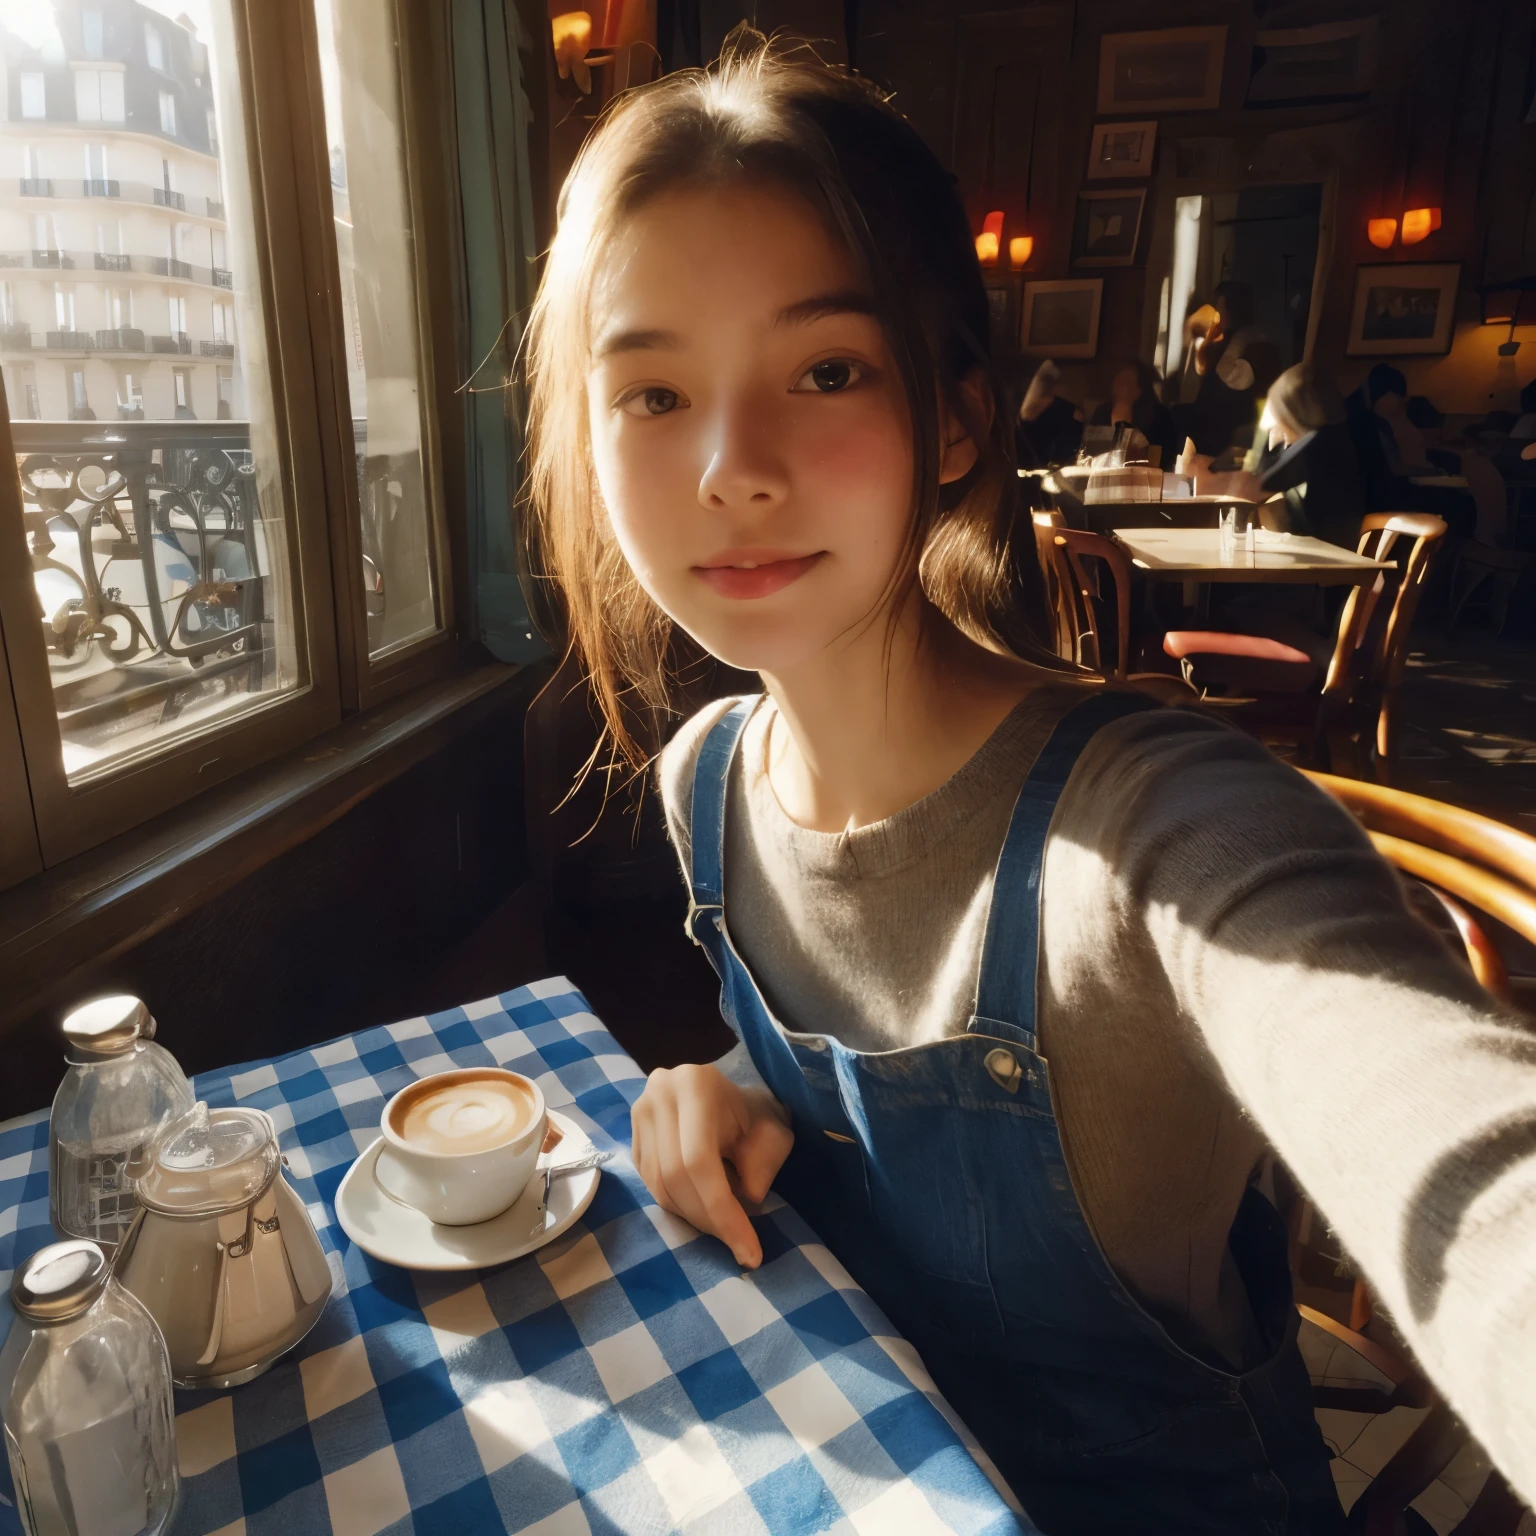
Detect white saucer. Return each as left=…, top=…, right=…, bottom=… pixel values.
left=334, top=1110, right=603, bottom=1272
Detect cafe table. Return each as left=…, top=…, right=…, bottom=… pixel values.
left=0, top=978, right=1032, bottom=1536
left=1113, top=525, right=1390, bottom=611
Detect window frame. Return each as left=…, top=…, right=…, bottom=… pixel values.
left=0, top=620, right=41, bottom=890
left=0, top=0, right=346, bottom=870
left=284, top=0, right=466, bottom=712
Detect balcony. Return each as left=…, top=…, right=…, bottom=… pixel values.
left=206, top=197, right=225, bottom=220
left=0, top=324, right=32, bottom=350
left=83, top=179, right=120, bottom=198
left=200, top=340, right=235, bottom=358
left=19, top=178, right=52, bottom=197
left=1, top=250, right=232, bottom=287
left=32, top=249, right=74, bottom=269
left=46, top=331, right=91, bottom=350
left=153, top=256, right=194, bottom=280
left=152, top=188, right=186, bottom=211
left=150, top=332, right=191, bottom=353
left=94, top=252, right=131, bottom=272
left=95, top=328, right=146, bottom=351
left=212, top=267, right=233, bottom=289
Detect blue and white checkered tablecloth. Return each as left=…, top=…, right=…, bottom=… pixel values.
left=0, top=977, right=1033, bottom=1536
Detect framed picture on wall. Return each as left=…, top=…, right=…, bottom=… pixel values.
left=1346, top=263, right=1461, bottom=356
left=1021, top=279, right=1103, bottom=359
left=1071, top=189, right=1146, bottom=268
left=1098, top=27, right=1226, bottom=115
left=1247, top=19, right=1379, bottom=105
left=1087, top=120, right=1157, bottom=179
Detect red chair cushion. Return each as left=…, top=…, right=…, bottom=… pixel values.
left=1162, top=631, right=1313, bottom=666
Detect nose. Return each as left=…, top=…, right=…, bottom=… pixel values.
left=696, top=395, right=790, bottom=513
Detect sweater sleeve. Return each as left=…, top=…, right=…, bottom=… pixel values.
left=1057, top=709, right=1536, bottom=1507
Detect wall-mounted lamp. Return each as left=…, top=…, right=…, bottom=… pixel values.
left=1479, top=278, right=1533, bottom=355
left=552, top=11, right=595, bottom=92
left=1400, top=207, right=1442, bottom=246
left=1366, top=218, right=1397, bottom=250
left=975, top=210, right=1004, bottom=267
left=1008, top=236, right=1034, bottom=269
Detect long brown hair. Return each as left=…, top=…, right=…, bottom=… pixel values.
left=523, top=29, right=1050, bottom=772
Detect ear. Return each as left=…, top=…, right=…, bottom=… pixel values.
left=938, top=367, right=995, bottom=486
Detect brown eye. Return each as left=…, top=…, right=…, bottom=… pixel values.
left=793, top=359, right=864, bottom=394
left=620, top=386, right=681, bottom=417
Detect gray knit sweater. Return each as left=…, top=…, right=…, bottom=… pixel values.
left=658, top=685, right=1536, bottom=1508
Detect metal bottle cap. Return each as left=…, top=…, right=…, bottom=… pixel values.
left=12, top=1240, right=110, bottom=1323
left=61, top=994, right=154, bottom=1060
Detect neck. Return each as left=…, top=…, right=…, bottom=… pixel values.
left=759, top=589, right=1040, bottom=833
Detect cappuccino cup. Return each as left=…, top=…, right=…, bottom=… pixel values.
left=376, top=1068, right=546, bottom=1225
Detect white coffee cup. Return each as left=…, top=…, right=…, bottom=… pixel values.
left=375, top=1068, right=547, bottom=1226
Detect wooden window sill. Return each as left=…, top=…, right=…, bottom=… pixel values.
left=0, top=661, right=542, bottom=1035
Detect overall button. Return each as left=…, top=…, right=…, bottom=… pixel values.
left=823, top=1130, right=855, bottom=1144
left=984, top=1048, right=1023, bottom=1094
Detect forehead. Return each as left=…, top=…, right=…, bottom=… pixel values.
left=588, top=183, right=867, bottom=339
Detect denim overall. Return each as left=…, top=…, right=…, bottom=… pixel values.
left=687, top=692, right=1345, bottom=1535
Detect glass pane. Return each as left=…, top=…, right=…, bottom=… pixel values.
left=0, top=1, right=306, bottom=783
left=313, top=0, right=440, bottom=659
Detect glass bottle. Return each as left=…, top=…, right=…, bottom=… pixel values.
left=0, top=1240, right=180, bottom=1536
left=49, top=997, right=195, bottom=1249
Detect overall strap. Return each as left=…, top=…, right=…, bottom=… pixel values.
left=972, top=690, right=1158, bottom=1045
left=685, top=698, right=758, bottom=943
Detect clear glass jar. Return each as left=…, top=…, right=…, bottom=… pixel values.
left=1, top=1240, right=180, bottom=1536
left=49, top=997, right=195, bottom=1249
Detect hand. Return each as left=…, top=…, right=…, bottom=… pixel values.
left=631, top=1063, right=794, bottom=1268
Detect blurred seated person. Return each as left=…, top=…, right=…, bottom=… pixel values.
left=1511, top=377, right=1536, bottom=442
left=1088, top=360, right=1178, bottom=468
left=1251, top=364, right=1367, bottom=549
left=1170, top=281, right=1282, bottom=457
left=1345, top=365, right=1473, bottom=536
left=1015, top=359, right=1083, bottom=469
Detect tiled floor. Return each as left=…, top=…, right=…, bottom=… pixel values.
left=1392, top=629, right=1536, bottom=833
left=1299, top=1317, right=1536, bottom=1533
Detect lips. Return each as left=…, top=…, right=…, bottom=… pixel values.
left=692, top=550, right=824, bottom=600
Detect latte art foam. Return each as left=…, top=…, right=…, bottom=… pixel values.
left=395, top=1075, right=536, bottom=1155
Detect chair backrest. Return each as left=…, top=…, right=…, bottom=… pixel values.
left=1358, top=512, right=1446, bottom=695
left=1305, top=769, right=1536, bottom=998
left=1031, top=513, right=1133, bottom=676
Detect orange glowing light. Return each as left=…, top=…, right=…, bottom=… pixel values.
left=1366, top=218, right=1397, bottom=250
left=1008, top=236, right=1034, bottom=268
left=982, top=210, right=1005, bottom=239
left=1400, top=207, right=1442, bottom=245
left=975, top=232, right=999, bottom=266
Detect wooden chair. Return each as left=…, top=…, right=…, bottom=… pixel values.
left=1164, top=514, right=1446, bottom=780
left=1286, top=772, right=1536, bottom=1535
left=1030, top=512, right=1195, bottom=702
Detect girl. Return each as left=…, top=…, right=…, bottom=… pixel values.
left=525, top=36, right=1536, bottom=1535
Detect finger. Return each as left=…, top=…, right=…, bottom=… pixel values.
left=679, top=1115, right=761, bottom=1268
left=730, top=1116, right=795, bottom=1206
left=645, top=1096, right=705, bottom=1225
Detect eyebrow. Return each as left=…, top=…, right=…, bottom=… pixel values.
left=593, top=291, right=878, bottom=361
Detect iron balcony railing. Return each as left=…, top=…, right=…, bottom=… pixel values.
left=0, top=249, right=229, bottom=285
left=95, top=252, right=131, bottom=271
left=13, top=179, right=227, bottom=220
left=199, top=340, right=234, bottom=358
left=82, top=179, right=120, bottom=198
left=0, top=330, right=229, bottom=358
left=46, top=331, right=92, bottom=349
left=152, top=187, right=186, bottom=211
left=19, top=178, right=52, bottom=196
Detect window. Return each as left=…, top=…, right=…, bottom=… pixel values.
left=207, top=108, right=218, bottom=156
left=145, top=22, right=166, bottom=70
left=0, top=0, right=460, bottom=881
left=23, top=145, right=41, bottom=179
left=75, top=68, right=124, bottom=123
left=84, top=142, right=109, bottom=189
left=0, top=282, right=13, bottom=325
left=82, top=10, right=104, bottom=57
left=8, top=362, right=39, bottom=418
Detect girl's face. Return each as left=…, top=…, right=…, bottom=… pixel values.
left=585, top=184, right=924, bottom=673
